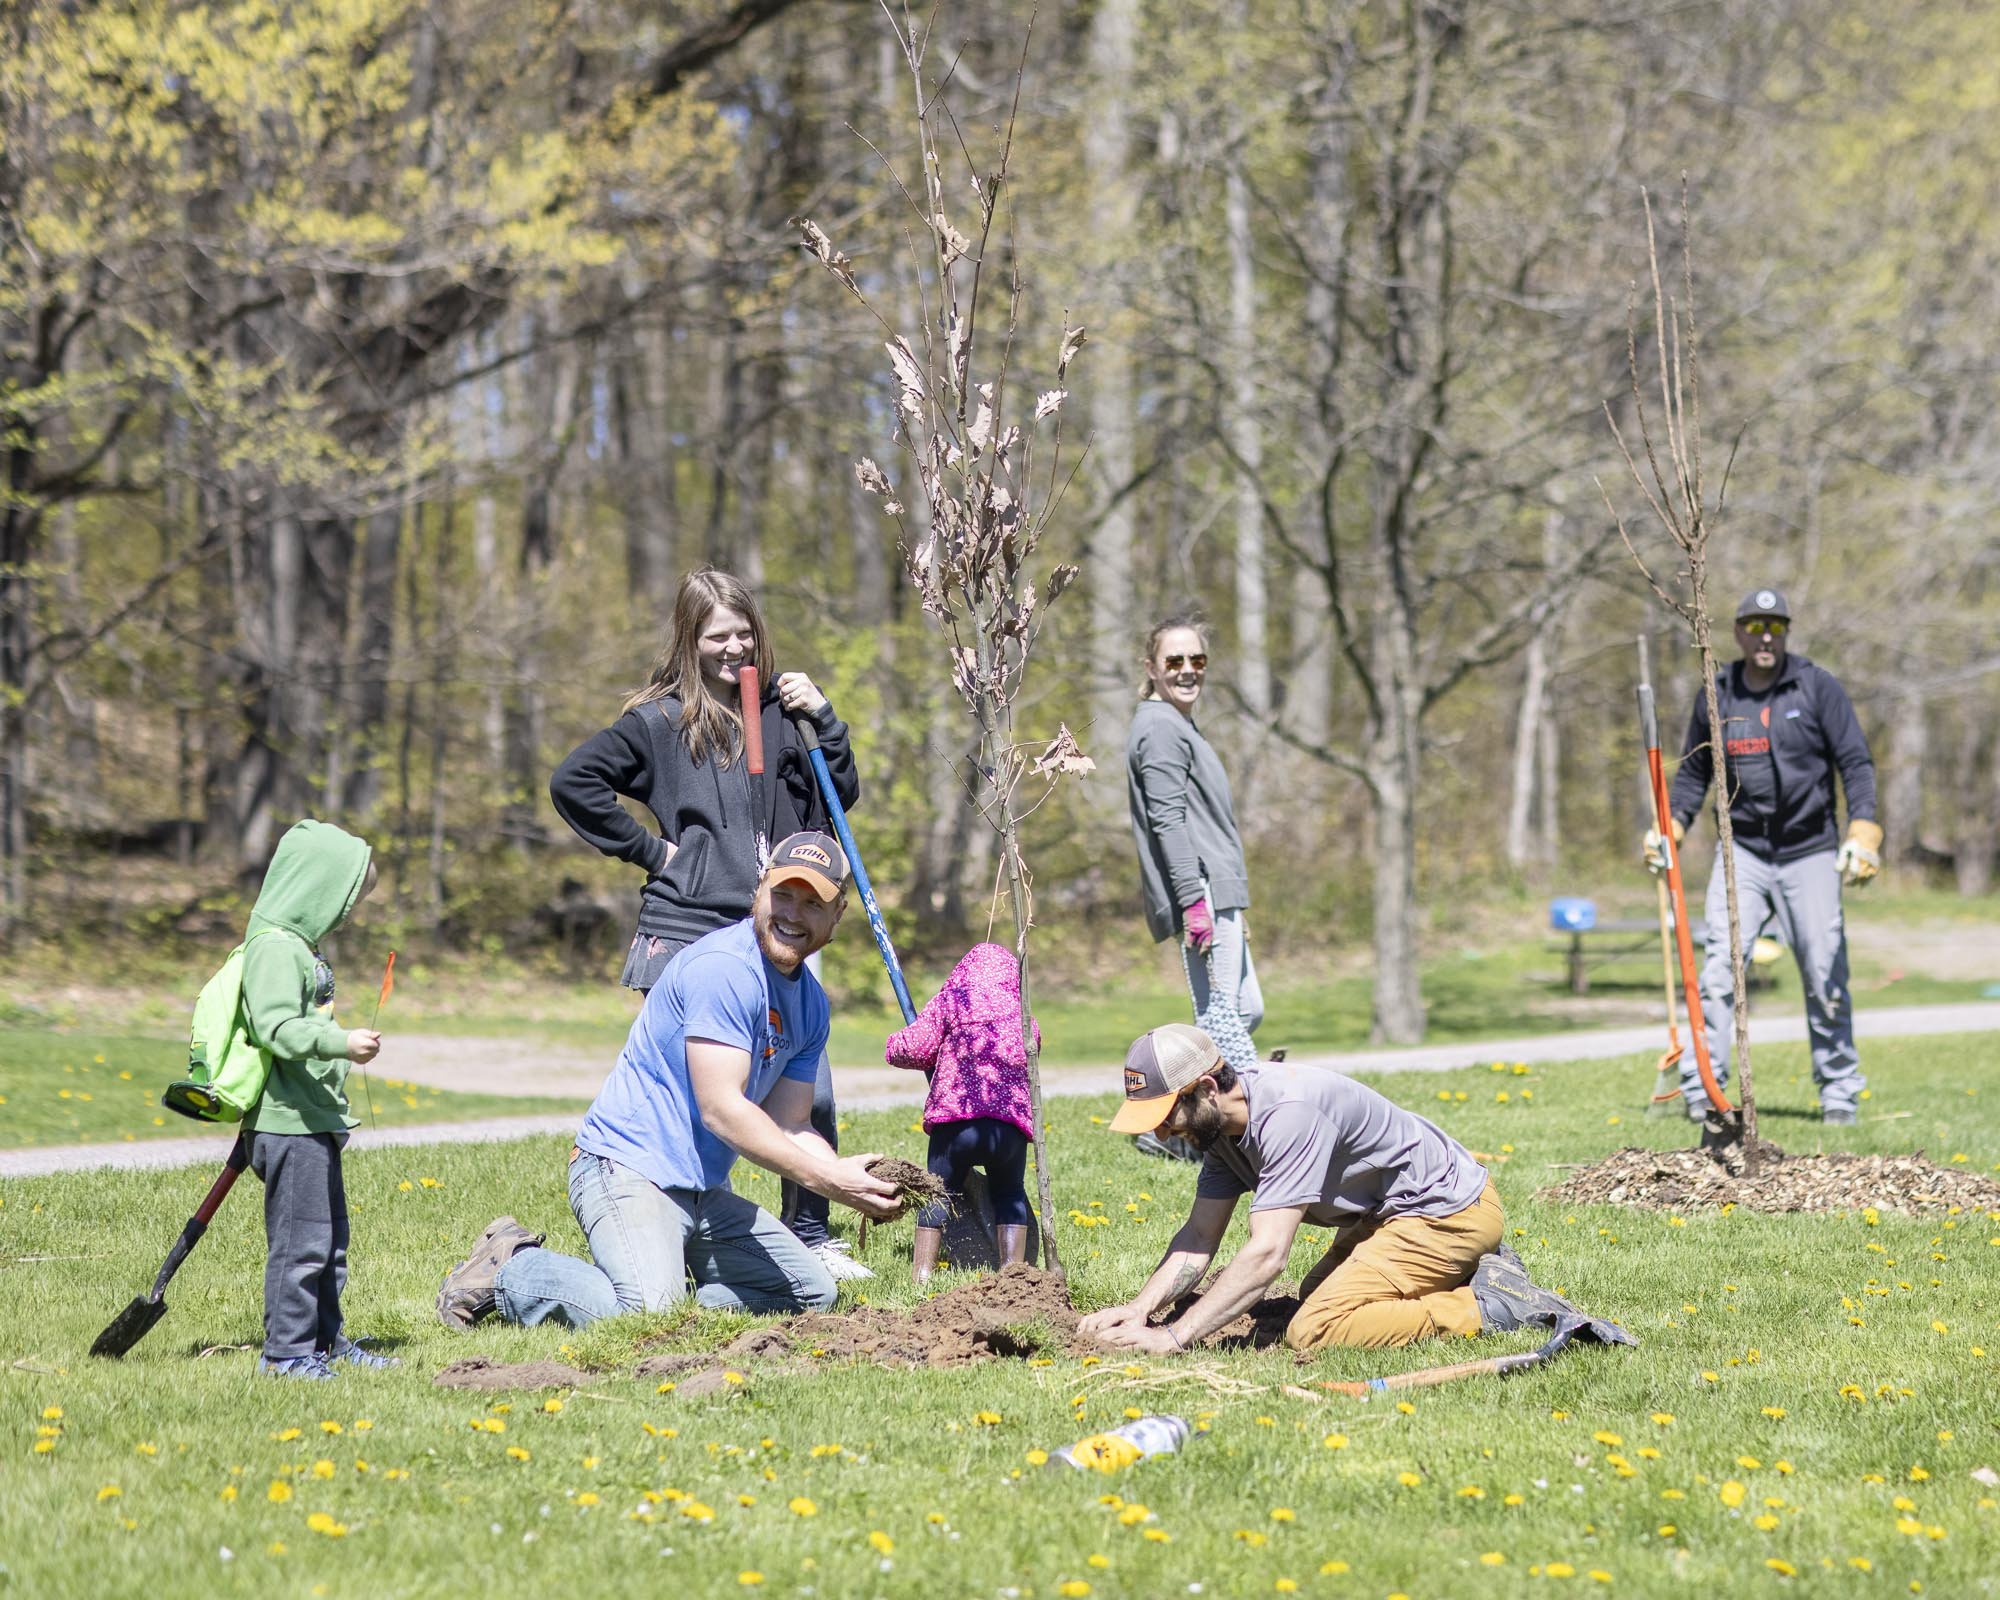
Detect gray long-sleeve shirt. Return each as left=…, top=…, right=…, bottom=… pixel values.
left=1125, top=698, right=1250, bottom=943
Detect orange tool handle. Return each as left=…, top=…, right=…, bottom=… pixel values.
left=739, top=666, right=764, bottom=776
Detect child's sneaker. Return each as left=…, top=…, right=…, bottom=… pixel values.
left=259, top=1351, right=337, bottom=1381
left=326, top=1335, right=400, bottom=1370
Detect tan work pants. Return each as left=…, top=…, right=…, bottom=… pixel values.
left=1284, top=1178, right=1503, bottom=1351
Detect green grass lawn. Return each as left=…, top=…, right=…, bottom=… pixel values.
left=0, top=1032, right=585, bottom=1149
left=4, top=1032, right=1999, bottom=1596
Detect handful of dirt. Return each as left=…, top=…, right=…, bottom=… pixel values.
left=866, top=1156, right=949, bottom=1214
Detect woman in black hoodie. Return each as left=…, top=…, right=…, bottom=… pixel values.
left=550, top=566, right=868, bottom=1278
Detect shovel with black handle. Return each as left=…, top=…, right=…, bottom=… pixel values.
left=91, top=1134, right=249, bottom=1358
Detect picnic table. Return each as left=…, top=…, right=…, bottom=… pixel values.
left=1546, top=897, right=1779, bottom=996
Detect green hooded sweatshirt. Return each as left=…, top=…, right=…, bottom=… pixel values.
left=240, top=819, right=373, bottom=1136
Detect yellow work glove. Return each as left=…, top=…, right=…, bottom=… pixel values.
left=1641, top=817, right=1685, bottom=877
left=1837, top=819, right=1884, bottom=887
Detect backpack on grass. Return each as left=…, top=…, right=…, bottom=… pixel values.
left=164, top=929, right=287, bottom=1123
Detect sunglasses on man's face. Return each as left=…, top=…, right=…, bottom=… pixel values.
left=1740, top=619, right=1787, bottom=638
left=1161, top=653, right=1208, bottom=673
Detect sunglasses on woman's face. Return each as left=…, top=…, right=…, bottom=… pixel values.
left=1161, top=653, right=1207, bottom=673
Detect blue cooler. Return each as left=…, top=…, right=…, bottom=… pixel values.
left=1549, top=896, right=1597, bottom=933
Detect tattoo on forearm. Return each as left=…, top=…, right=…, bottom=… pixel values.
left=1166, top=1262, right=1201, bottom=1302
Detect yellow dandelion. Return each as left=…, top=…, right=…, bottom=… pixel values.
left=1547, top=1562, right=1576, bottom=1577
left=868, top=1530, right=894, bottom=1555
left=267, top=1482, right=293, bottom=1504
left=1323, top=1433, right=1348, bottom=1450
left=1058, top=1585, right=1091, bottom=1599
left=506, top=1447, right=531, bottom=1463
left=577, top=1492, right=603, bottom=1508
left=1720, top=1481, right=1747, bottom=1507
left=305, top=1512, right=347, bottom=1538
left=1593, top=1432, right=1624, bottom=1447
left=975, top=1411, right=1002, bottom=1425
left=738, top=1494, right=756, bottom=1507
left=678, top=1499, right=711, bottom=1521
left=1320, top=1560, right=1350, bottom=1574
left=1505, top=1493, right=1526, bottom=1507
left=1658, top=1524, right=1677, bottom=1537
left=1766, top=1558, right=1796, bottom=1576
left=1141, top=1527, right=1170, bottom=1543
left=789, top=1497, right=817, bottom=1517
left=273, top=1427, right=303, bottom=1442
left=319, top=1420, right=343, bottom=1435
left=737, top=1574, right=763, bottom=1587
left=1911, top=1466, right=1931, bottom=1481
left=1761, top=1407, right=1786, bottom=1420
left=97, top=1485, right=122, bottom=1502
left=1650, top=1413, right=1674, bottom=1426
left=1397, top=1472, right=1422, bottom=1487
left=1395, top=1401, right=1416, bottom=1415
left=1755, top=1514, right=1780, bottom=1531
left=1848, top=1557, right=1872, bottom=1572
left=220, top=1485, right=237, bottom=1503
left=1480, top=1553, right=1506, bottom=1567
left=1738, top=1456, right=1763, bottom=1470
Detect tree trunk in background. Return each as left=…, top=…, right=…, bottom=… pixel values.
left=1367, top=668, right=1425, bottom=1043
left=1883, top=689, right=1927, bottom=867
left=1952, top=705, right=1995, bottom=896
left=1084, top=0, right=1139, bottom=758
left=1224, top=2, right=1269, bottom=723
left=333, top=503, right=402, bottom=820
left=1506, top=513, right=1568, bottom=870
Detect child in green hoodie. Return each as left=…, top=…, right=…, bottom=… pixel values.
left=239, top=818, right=393, bottom=1380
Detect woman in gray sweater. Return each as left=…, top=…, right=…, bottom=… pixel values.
left=1125, top=614, right=1261, bottom=1076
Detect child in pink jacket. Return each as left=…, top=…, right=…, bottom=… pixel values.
left=884, top=942, right=1040, bottom=1281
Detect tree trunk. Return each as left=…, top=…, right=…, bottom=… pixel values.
left=1223, top=10, right=1269, bottom=722
left=1882, top=689, right=1927, bottom=868
left=1083, top=0, right=1139, bottom=757
left=1367, top=604, right=1426, bottom=1042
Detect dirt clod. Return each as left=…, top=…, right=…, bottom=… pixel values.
left=434, top=1356, right=589, bottom=1391
left=780, top=1262, right=1080, bottom=1367
left=1543, top=1145, right=2000, bottom=1214
left=867, top=1156, right=949, bottom=1209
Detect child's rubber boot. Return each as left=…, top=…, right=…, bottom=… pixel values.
left=995, top=1225, right=1030, bottom=1270
left=911, top=1225, right=945, bottom=1285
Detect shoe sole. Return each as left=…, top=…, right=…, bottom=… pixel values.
left=437, top=1219, right=545, bottom=1328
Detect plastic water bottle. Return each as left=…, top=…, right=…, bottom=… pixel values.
left=1051, top=1414, right=1193, bottom=1473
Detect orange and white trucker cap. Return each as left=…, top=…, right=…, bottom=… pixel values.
left=764, top=831, right=849, bottom=902
left=1108, top=1023, right=1224, bottom=1134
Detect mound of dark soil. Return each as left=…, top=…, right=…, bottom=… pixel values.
left=1543, top=1145, right=2000, bottom=1214
left=772, top=1262, right=1082, bottom=1367
left=867, top=1156, right=950, bottom=1211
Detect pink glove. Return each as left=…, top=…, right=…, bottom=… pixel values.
left=1182, top=898, right=1214, bottom=954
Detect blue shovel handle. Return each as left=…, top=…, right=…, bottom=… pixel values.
left=794, top=717, right=916, bottom=1023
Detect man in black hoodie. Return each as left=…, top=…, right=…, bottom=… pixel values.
left=1645, top=588, right=1883, bottom=1125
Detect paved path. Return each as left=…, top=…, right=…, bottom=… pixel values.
left=8, top=999, right=1999, bottom=1179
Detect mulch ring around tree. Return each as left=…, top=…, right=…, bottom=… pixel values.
left=1542, top=1144, right=2000, bottom=1215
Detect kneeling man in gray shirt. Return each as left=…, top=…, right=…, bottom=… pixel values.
left=1079, top=1024, right=1595, bottom=1352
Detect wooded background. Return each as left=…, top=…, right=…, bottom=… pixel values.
left=5, top=0, right=1995, bottom=1041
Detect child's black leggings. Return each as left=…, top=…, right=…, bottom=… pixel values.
left=922, top=1118, right=1030, bottom=1229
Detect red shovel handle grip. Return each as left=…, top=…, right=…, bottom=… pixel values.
left=738, top=666, right=764, bottom=775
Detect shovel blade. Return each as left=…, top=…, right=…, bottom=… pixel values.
left=91, top=1295, right=169, bottom=1359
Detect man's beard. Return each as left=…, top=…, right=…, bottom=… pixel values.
left=755, top=915, right=810, bottom=970
left=1180, top=1092, right=1228, bottom=1152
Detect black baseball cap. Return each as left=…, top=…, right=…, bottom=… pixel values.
left=1735, top=587, right=1791, bottom=622
left=764, top=831, right=849, bottom=901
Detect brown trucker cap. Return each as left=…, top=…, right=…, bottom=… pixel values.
left=1108, top=1023, right=1224, bottom=1134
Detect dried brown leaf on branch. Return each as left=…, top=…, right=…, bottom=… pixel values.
left=1034, top=388, right=1067, bottom=420
left=1057, top=322, right=1087, bottom=378
left=854, top=457, right=893, bottom=496
left=934, top=211, right=973, bottom=270
left=790, top=218, right=858, bottom=295
left=1030, top=724, right=1095, bottom=779
left=886, top=338, right=928, bottom=419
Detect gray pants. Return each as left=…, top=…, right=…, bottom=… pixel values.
left=1183, top=906, right=1263, bottom=1074
left=1691, top=844, right=1862, bottom=1114
left=246, top=1129, right=349, bottom=1361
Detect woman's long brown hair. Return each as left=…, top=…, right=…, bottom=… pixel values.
left=623, top=568, right=776, bottom=766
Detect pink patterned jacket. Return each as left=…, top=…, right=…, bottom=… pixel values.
left=884, top=942, right=1040, bottom=1140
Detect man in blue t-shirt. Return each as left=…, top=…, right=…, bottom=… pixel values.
left=437, top=832, right=902, bottom=1329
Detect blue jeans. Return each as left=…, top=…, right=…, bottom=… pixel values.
left=1694, top=844, right=1862, bottom=1114
left=1183, top=906, right=1263, bottom=1073
left=493, top=1153, right=838, bottom=1327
